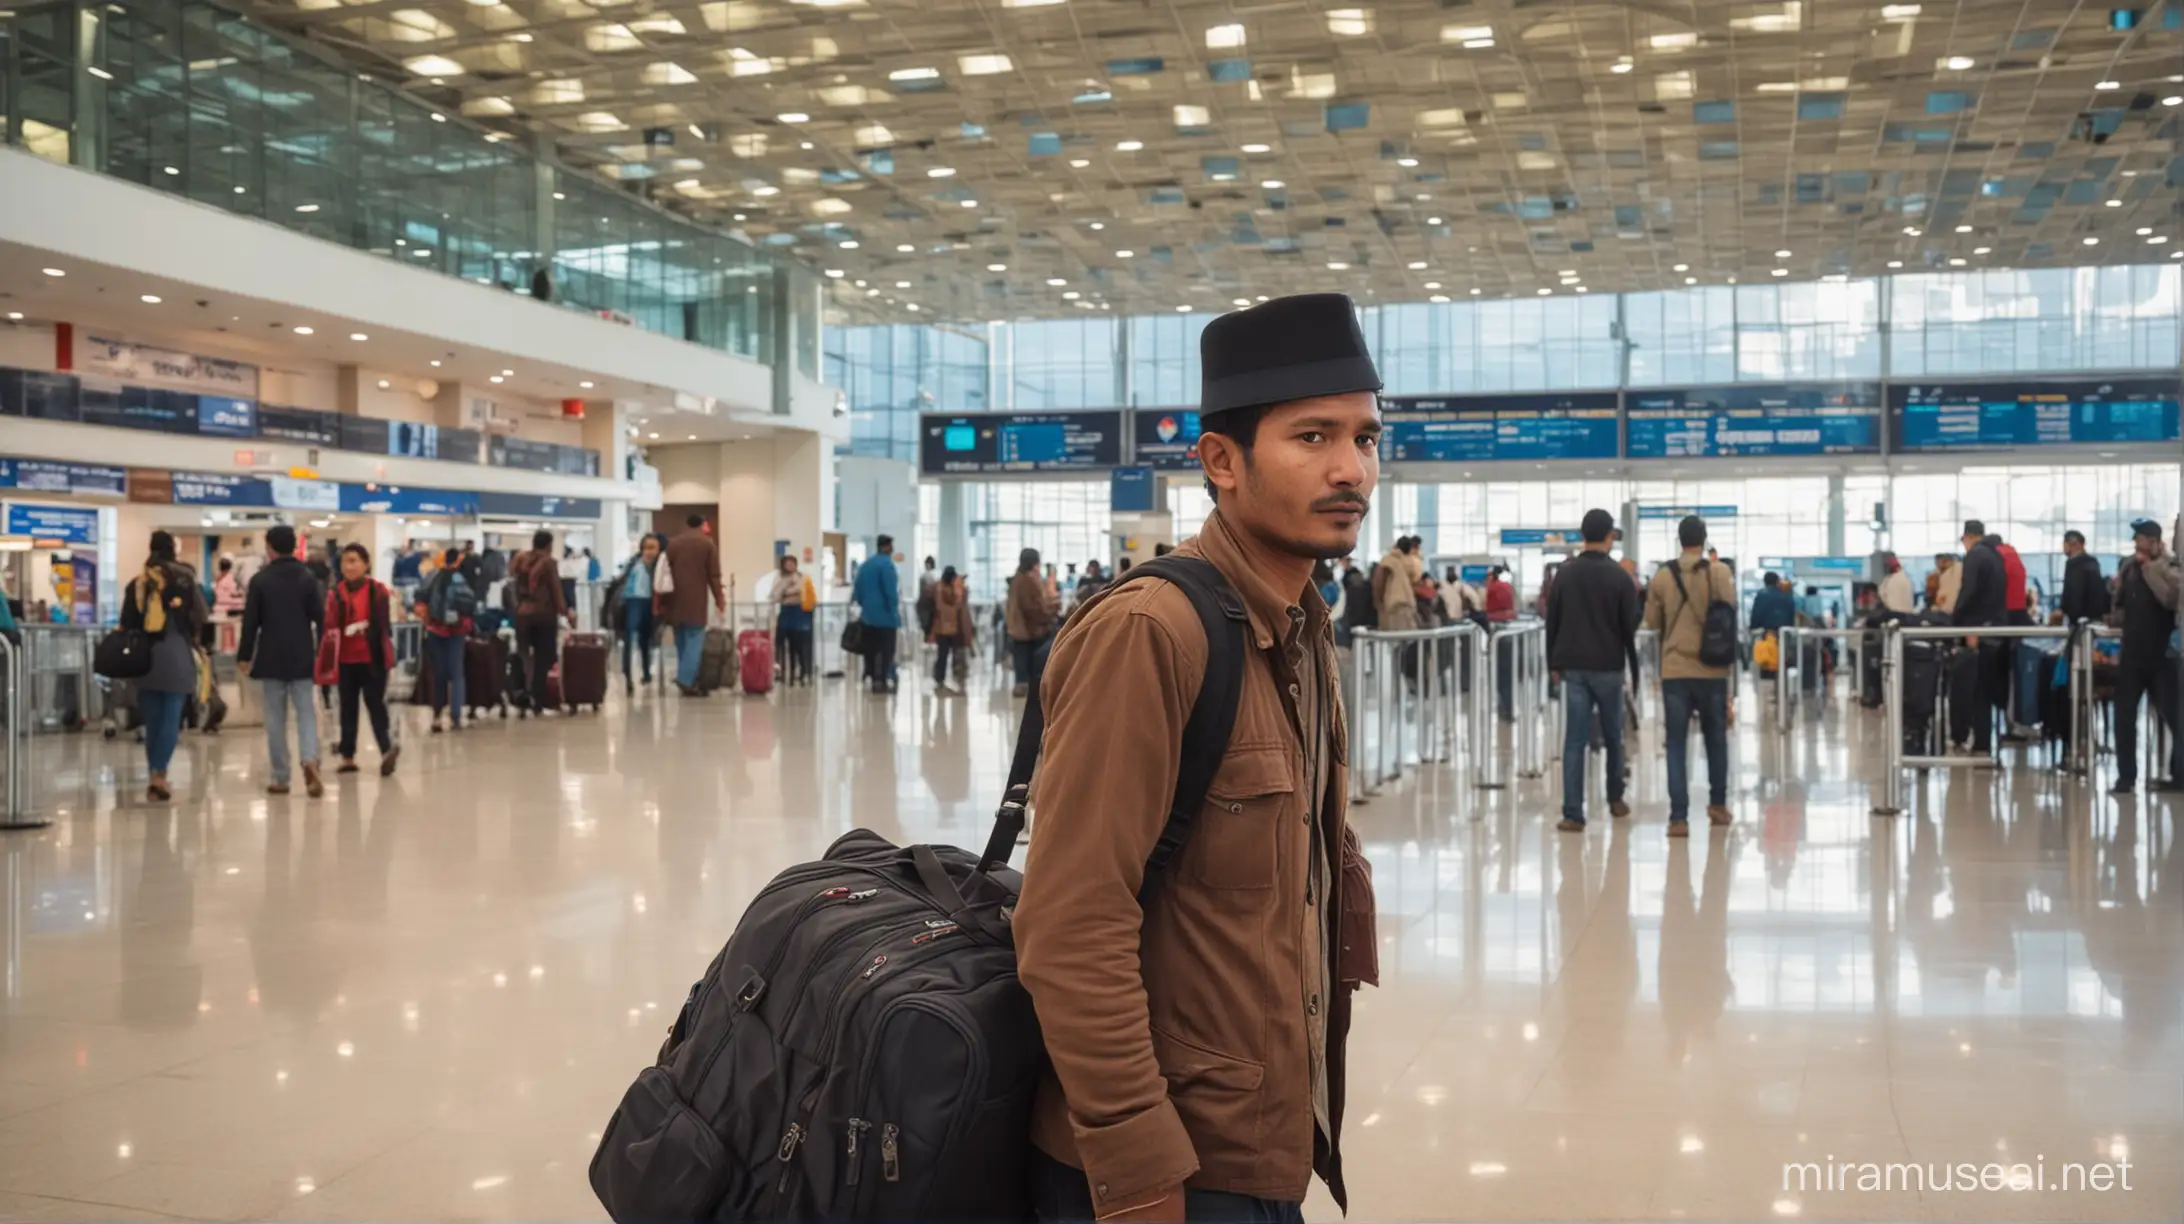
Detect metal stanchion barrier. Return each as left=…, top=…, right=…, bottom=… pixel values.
left=1775, top=626, right=1867, bottom=733
left=1872, top=621, right=2076, bottom=815
left=1478, top=622, right=1546, bottom=786
left=1349, top=622, right=1479, bottom=800
left=0, top=635, right=47, bottom=830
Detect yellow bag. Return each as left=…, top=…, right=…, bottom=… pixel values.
left=1752, top=633, right=1779, bottom=671
left=800, top=575, right=816, bottom=613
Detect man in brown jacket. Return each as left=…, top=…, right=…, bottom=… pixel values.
left=1014, top=293, right=1383, bottom=1224
left=1005, top=547, right=1058, bottom=698
left=1641, top=513, right=1739, bottom=835
left=510, top=530, right=574, bottom=714
left=661, top=513, right=725, bottom=694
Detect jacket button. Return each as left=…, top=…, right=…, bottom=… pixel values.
left=1308, top=994, right=1321, bottom=1016
left=1096, top=1184, right=1109, bottom=1198
left=1228, top=802, right=1243, bottom=813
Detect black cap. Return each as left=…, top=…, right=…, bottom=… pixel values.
left=1198, top=293, right=1382, bottom=415
left=1580, top=508, right=1616, bottom=543
left=2133, top=518, right=2162, bottom=540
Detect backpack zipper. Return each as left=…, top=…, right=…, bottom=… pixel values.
left=880, top=1123, right=900, bottom=1182
left=844, top=1118, right=871, bottom=1187
left=773, top=1121, right=806, bottom=1198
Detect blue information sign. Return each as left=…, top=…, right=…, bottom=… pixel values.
left=1499, top=528, right=1583, bottom=547
left=0, top=459, right=128, bottom=497
left=1110, top=466, right=1158, bottom=512
left=1637, top=504, right=1739, bottom=521
left=1384, top=393, right=1619, bottom=464
left=195, top=396, right=259, bottom=438
left=3, top=503, right=100, bottom=545
left=1626, top=383, right=1882, bottom=458
left=171, top=471, right=275, bottom=507
left=1132, top=409, right=1203, bottom=470
left=340, top=485, right=480, bottom=516
left=919, top=412, right=1124, bottom=475
left=1892, top=378, right=2181, bottom=451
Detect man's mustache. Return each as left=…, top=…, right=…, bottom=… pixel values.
left=1312, top=492, right=1370, bottom=512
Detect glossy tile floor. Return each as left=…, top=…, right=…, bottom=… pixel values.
left=0, top=663, right=2177, bottom=1222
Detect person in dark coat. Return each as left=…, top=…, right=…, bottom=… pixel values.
left=2109, top=520, right=2182, bottom=794
left=1951, top=519, right=2008, bottom=754
left=119, top=530, right=207, bottom=802
left=2059, top=530, right=2111, bottom=625
left=661, top=515, right=726, bottom=695
left=237, top=525, right=325, bottom=797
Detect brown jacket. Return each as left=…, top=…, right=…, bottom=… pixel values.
left=660, top=529, right=723, bottom=627
left=1643, top=553, right=1738, bottom=680
left=1005, top=570, right=1057, bottom=642
left=510, top=549, right=565, bottom=619
left=1014, top=511, right=1371, bottom=1212
left=930, top=579, right=966, bottom=638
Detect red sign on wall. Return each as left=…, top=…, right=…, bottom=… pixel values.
left=561, top=398, right=586, bottom=419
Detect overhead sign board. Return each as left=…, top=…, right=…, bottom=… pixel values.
left=3, top=502, right=100, bottom=546
left=1384, top=393, right=1620, bottom=464
left=1625, top=383, right=1883, bottom=458
left=919, top=411, right=1124, bottom=475
left=1892, top=377, right=2182, bottom=451
left=1132, top=409, right=1204, bottom=470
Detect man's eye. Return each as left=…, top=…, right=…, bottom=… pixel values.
left=1358, top=434, right=1380, bottom=450
left=1298, top=430, right=1325, bottom=444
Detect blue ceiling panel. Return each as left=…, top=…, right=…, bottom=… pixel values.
left=2024, top=183, right=2063, bottom=209
left=1517, top=197, right=1554, bottom=219
left=1926, top=90, right=1976, bottom=115
left=1325, top=102, right=1370, bottom=131
left=1201, top=156, right=1239, bottom=180
left=1207, top=58, right=1251, bottom=83
left=2011, top=27, right=2056, bottom=48
left=2018, top=141, right=2056, bottom=160
left=2063, top=179, right=2104, bottom=205
left=1694, top=100, right=1736, bottom=124
left=1105, top=57, right=1164, bottom=76
left=1795, top=174, right=1826, bottom=203
left=1799, top=93, right=1846, bottom=121
left=1613, top=204, right=1642, bottom=227
left=1027, top=132, right=1061, bottom=156
left=1833, top=171, right=1871, bottom=194
left=1941, top=170, right=1979, bottom=197
left=1700, top=139, right=1739, bottom=159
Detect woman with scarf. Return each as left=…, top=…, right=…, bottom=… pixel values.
left=120, top=531, right=208, bottom=801
left=604, top=532, right=666, bottom=694
left=325, top=544, right=400, bottom=776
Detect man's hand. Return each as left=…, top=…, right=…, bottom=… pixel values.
left=236, top=659, right=251, bottom=678
left=715, top=595, right=728, bottom=614
left=1966, top=634, right=1979, bottom=649
left=566, top=611, right=579, bottom=629
left=1096, top=1188, right=1184, bottom=1223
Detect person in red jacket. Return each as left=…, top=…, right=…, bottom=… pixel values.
left=325, top=544, right=399, bottom=776
left=1484, top=565, right=1517, bottom=622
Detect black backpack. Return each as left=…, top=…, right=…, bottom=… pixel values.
left=1667, top=560, right=1740, bottom=670
left=589, top=555, right=1248, bottom=1224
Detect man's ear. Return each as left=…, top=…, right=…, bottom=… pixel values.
left=1198, top=430, right=1245, bottom=500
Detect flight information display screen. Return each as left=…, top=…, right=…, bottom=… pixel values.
left=1626, top=383, right=1883, bottom=458
left=1892, top=378, right=2181, bottom=451
left=920, top=412, right=1123, bottom=475
left=1132, top=409, right=1203, bottom=469
left=1383, top=393, right=1619, bottom=464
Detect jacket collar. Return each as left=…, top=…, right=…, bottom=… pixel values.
left=1184, top=510, right=1328, bottom=652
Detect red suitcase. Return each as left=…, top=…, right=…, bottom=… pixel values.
left=738, top=629, right=774, bottom=695
left=466, top=633, right=507, bottom=717
left=559, top=631, right=610, bottom=711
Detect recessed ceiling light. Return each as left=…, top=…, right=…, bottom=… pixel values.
left=927, top=167, right=956, bottom=178
left=896, top=243, right=915, bottom=252
left=959, top=53, right=1013, bottom=76
left=1327, top=261, right=1349, bottom=270
left=777, top=112, right=810, bottom=123
left=889, top=66, right=940, bottom=82
left=987, top=263, right=1007, bottom=272
left=1774, top=248, right=1792, bottom=257
left=2107, top=199, right=2124, bottom=207
left=1115, top=249, right=1134, bottom=258
left=1972, top=246, right=1991, bottom=254
left=2094, top=80, right=2120, bottom=91
left=1771, top=268, right=1789, bottom=276
left=825, top=269, right=845, bottom=278
left=1261, top=179, right=1285, bottom=189
left=839, top=240, right=859, bottom=249
left=1536, top=287, right=1552, bottom=295
left=2138, top=226, right=2155, bottom=235
left=294, top=203, right=320, bottom=213
left=2165, top=96, right=2184, bottom=107
left=579, top=380, right=595, bottom=389
left=1115, top=139, right=1143, bottom=152
left=1396, top=157, right=1418, bottom=167
left=1241, top=143, right=1271, bottom=154
left=1062, top=291, right=1081, bottom=300
left=349, top=332, right=368, bottom=341
left=2151, top=236, right=2172, bottom=245
left=293, top=325, right=314, bottom=334
left=1407, top=261, right=1428, bottom=270
left=501, top=368, right=514, bottom=376
left=1948, top=257, right=1967, bottom=266
left=960, top=199, right=978, bottom=208
left=1943, top=55, right=1974, bottom=70
left=751, top=185, right=780, bottom=196
left=647, top=431, right=659, bottom=439
left=233, top=185, right=246, bottom=194
left=1684, top=276, right=1698, bottom=284
left=1610, top=58, right=1634, bottom=73
left=490, top=375, right=505, bottom=383
left=2083, top=236, right=2100, bottom=245
left=1903, top=226, right=1922, bottom=236
left=139, top=294, right=162, bottom=304
left=1469, top=288, right=1481, bottom=295
left=895, top=280, right=913, bottom=289
left=1953, top=224, right=1972, bottom=233
left=1672, top=263, right=1690, bottom=272
left=1429, top=294, right=1450, bottom=303
left=4, top=312, right=21, bottom=321
left=1047, top=277, right=1067, bottom=286
left=163, top=165, right=179, bottom=175
left=429, top=359, right=442, bottom=367
left=41, top=267, right=64, bottom=277
left=1423, top=281, right=1441, bottom=289
left=1881, top=3, right=1921, bottom=16
left=1068, top=158, right=1090, bottom=168
left=376, top=379, right=391, bottom=389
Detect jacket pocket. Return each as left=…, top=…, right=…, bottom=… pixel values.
left=589, top=1065, right=732, bottom=1224
left=1148, top=1022, right=1265, bottom=1094
left=1187, top=746, right=1294, bottom=891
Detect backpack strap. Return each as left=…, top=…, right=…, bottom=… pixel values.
left=976, top=555, right=1249, bottom=904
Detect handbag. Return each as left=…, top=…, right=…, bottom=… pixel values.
left=314, top=629, right=339, bottom=686
left=840, top=616, right=866, bottom=656
left=94, top=627, right=154, bottom=679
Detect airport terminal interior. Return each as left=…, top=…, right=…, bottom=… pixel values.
left=1, top=0, right=2181, bottom=1219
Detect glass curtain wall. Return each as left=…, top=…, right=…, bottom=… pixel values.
left=824, top=324, right=989, bottom=462
left=961, top=482, right=1111, bottom=603
left=5, top=0, right=795, bottom=363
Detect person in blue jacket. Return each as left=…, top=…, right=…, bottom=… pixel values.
left=1750, top=571, right=1797, bottom=635
left=851, top=535, right=903, bottom=692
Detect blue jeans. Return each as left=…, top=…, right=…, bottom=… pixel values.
left=1560, top=669, right=1626, bottom=824
left=674, top=623, right=706, bottom=689
left=260, top=678, right=320, bottom=785
left=621, top=601, right=656, bottom=682
left=140, top=689, right=186, bottom=775
left=423, top=632, right=467, bottom=725
left=1661, top=676, right=1730, bottom=822
left=1030, top=1152, right=1300, bottom=1224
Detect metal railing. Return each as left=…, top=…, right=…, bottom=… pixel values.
left=1773, top=626, right=1868, bottom=731
left=14, top=626, right=100, bottom=734
left=1481, top=621, right=1550, bottom=788
left=0, top=634, right=41, bottom=829
left=1870, top=621, right=2079, bottom=815
left=1347, top=622, right=1480, bottom=799
left=2066, top=623, right=2173, bottom=782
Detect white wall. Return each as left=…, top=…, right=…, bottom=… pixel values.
left=648, top=432, right=834, bottom=598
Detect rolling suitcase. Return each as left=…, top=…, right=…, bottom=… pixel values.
left=1946, top=646, right=1984, bottom=747
left=696, top=626, right=735, bottom=694
left=2011, top=642, right=2046, bottom=729
left=1902, top=640, right=1943, bottom=755
left=466, top=633, right=507, bottom=717
left=560, top=631, right=610, bottom=711
left=737, top=629, right=774, bottom=695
